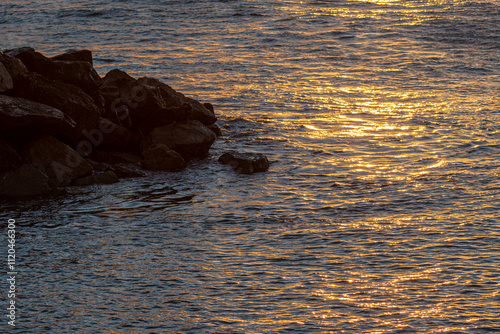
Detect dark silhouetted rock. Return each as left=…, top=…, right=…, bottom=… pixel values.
left=83, top=118, right=141, bottom=152
left=85, top=159, right=111, bottom=173
left=141, top=144, right=186, bottom=171
left=0, top=63, right=13, bottom=93
left=137, top=77, right=217, bottom=125
left=207, top=123, right=222, bottom=137
left=0, top=52, right=28, bottom=80
left=91, top=151, right=142, bottom=164
left=86, top=90, right=106, bottom=115
left=0, top=95, right=77, bottom=141
left=100, top=71, right=215, bottom=130
left=219, top=151, right=269, bottom=174
left=203, top=102, right=214, bottom=113
left=101, top=72, right=165, bottom=128
left=73, top=171, right=119, bottom=186
left=137, top=103, right=192, bottom=136
left=22, top=135, right=93, bottom=187
left=13, top=73, right=101, bottom=140
left=142, top=120, right=216, bottom=159
left=0, top=140, right=22, bottom=173
left=99, top=83, right=133, bottom=127
left=102, top=69, right=136, bottom=89
left=4, top=47, right=35, bottom=57
left=0, top=164, right=51, bottom=197
left=120, top=80, right=167, bottom=124
left=5, top=47, right=102, bottom=93
left=52, top=49, right=93, bottom=66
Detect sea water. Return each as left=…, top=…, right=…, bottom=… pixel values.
left=1, top=0, right=499, bottom=332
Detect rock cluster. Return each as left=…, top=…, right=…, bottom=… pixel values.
left=0, top=47, right=221, bottom=198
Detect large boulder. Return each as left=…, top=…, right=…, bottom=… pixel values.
left=51, top=49, right=93, bottom=66
left=99, top=71, right=216, bottom=132
left=136, top=103, right=192, bottom=135
left=0, top=140, right=22, bottom=173
left=0, top=164, right=51, bottom=197
left=137, top=77, right=216, bottom=125
left=0, top=52, right=28, bottom=80
left=219, top=151, right=269, bottom=174
left=81, top=118, right=141, bottom=153
left=22, top=135, right=93, bottom=187
left=5, top=47, right=102, bottom=94
left=0, top=95, right=76, bottom=141
left=101, top=77, right=193, bottom=133
left=141, top=144, right=186, bottom=171
left=12, top=73, right=101, bottom=140
left=119, top=80, right=168, bottom=125
left=102, top=69, right=136, bottom=90
left=142, top=120, right=216, bottom=159
left=0, top=63, right=13, bottom=93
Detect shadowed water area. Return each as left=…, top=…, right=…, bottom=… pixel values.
left=1, top=0, right=499, bottom=332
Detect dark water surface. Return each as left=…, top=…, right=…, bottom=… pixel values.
left=1, top=0, right=500, bottom=332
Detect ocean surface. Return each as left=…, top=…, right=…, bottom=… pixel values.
left=1, top=0, right=500, bottom=332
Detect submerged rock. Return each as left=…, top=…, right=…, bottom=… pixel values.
left=22, top=135, right=93, bottom=187
left=73, top=171, right=119, bottom=186
left=0, top=164, right=51, bottom=197
left=218, top=151, right=269, bottom=174
left=142, top=120, right=216, bottom=159
left=141, top=144, right=186, bottom=171
left=110, top=165, right=145, bottom=179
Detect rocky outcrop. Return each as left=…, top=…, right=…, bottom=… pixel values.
left=22, top=135, right=93, bottom=187
left=219, top=151, right=269, bottom=174
left=5, top=47, right=102, bottom=94
left=0, top=47, right=230, bottom=198
left=0, top=95, right=76, bottom=141
left=142, top=120, right=216, bottom=159
left=137, top=77, right=217, bottom=125
left=13, top=73, right=101, bottom=140
left=141, top=144, right=186, bottom=171
left=0, top=164, right=51, bottom=197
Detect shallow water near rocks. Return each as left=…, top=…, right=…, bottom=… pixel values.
left=1, top=0, right=500, bottom=333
